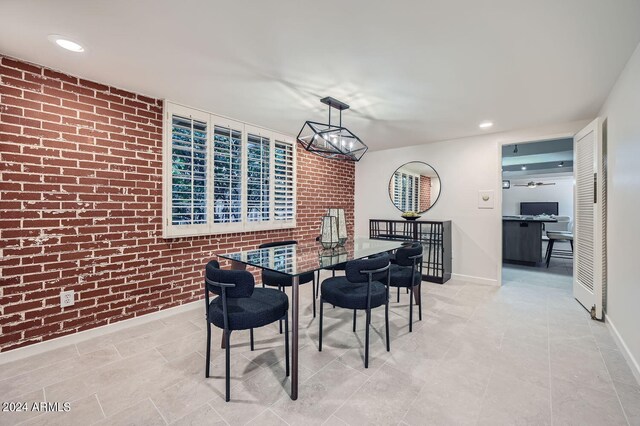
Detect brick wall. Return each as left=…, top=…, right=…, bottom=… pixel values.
left=419, top=175, right=431, bottom=212
left=0, top=55, right=355, bottom=352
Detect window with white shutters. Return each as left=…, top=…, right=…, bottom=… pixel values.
left=163, top=102, right=296, bottom=238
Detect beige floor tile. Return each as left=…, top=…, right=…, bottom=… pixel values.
left=75, top=320, right=167, bottom=355
left=19, top=394, right=105, bottom=426
left=0, top=389, right=45, bottom=426
left=0, top=345, right=121, bottom=401
left=0, top=345, right=78, bottom=381
left=477, top=370, right=551, bottom=425
left=44, top=348, right=167, bottom=403
left=246, top=408, right=288, bottom=425
left=94, top=398, right=165, bottom=426
left=551, top=376, right=627, bottom=426
left=614, top=380, right=640, bottom=425
left=334, top=364, right=425, bottom=425
left=270, top=360, right=368, bottom=425
left=169, top=403, right=225, bottom=426
left=114, top=321, right=201, bottom=358
left=96, top=352, right=202, bottom=417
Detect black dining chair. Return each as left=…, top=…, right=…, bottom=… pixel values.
left=259, top=241, right=317, bottom=321
left=318, top=254, right=391, bottom=368
left=388, top=243, right=423, bottom=332
left=205, top=260, right=289, bottom=402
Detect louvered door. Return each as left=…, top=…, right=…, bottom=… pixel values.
left=573, top=118, right=604, bottom=319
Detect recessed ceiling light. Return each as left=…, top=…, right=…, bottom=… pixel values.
left=521, top=165, right=527, bottom=170
left=48, top=35, right=84, bottom=52
left=479, top=121, right=493, bottom=129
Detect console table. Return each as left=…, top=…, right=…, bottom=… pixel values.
left=369, top=219, right=452, bottom=283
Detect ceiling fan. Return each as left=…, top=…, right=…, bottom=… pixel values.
left=515, top=181, right=556, bottom=188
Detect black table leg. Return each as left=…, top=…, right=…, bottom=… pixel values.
left=291, top=275, right=299, bottom=400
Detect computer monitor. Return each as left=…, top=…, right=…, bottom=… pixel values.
left=520, top=202, right=558, bottom=216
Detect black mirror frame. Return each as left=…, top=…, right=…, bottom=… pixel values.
left=387, top=161, right=442, bottom=214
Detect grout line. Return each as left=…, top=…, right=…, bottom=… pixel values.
left=595, top=340, right=632, bottom=425
left=94, top=393, right=108, bottom=422
left=148, top=397, right=169, bottom=425
left=206, top=402, right=232, bottom=426
left=268, top=407, right=292, bottom=426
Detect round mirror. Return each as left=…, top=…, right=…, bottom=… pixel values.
left=388, top=161, right=441, bottom=215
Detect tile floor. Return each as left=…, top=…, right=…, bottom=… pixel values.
left=1, top=261, right=639, bottom=425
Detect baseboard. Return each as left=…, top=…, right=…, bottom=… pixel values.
left=450, top=273, right=499, bottom=286
left=605, top=313, right=640, bottom=385
left=0, top=301, right=201, bottom=365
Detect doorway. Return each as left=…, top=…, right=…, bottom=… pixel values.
left=500, top=138, right=575, bottom=288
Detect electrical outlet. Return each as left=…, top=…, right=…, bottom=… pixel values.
left=60, top=290, right=74, bottom=308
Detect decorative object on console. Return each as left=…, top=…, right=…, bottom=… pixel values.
left=401, top=211, right=421, bottom=221
left=327, top=208, right=348, bottom=245
left=319, top=215, right=339, bottom=249
left=296, top=97, right=368, bottom=162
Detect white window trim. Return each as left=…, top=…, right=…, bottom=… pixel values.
left=163, top=101, right=296, bottom=238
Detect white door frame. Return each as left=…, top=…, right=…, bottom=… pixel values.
left=496, top=131, right=578, bottom=287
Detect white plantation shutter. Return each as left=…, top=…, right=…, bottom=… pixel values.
left=274, top=140, right=295, bottom=221
left=246, top=132, right=270, bottom=222
left=213, top=122, right=243, bottom=226
left=163, top=102, right=296, bottom=237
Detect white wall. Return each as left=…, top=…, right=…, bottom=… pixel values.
left=502, top=176, right=574, bottom=218
left=599, top=41, right=640, bottom=376
left=355, top=120, right=589, bottom=284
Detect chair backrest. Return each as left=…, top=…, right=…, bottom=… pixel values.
left=205, top=260, right=255, bottom=298
left=395, top=243, right=423, bottom=267
left=258, top=240, right=298, bottom=249
left=345, top=253, right=390, bottom=283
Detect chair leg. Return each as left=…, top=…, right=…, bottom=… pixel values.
left=418, top=283, right=422, bottom=321
left=250, top=328, right=254, bottom=351
left=278, top=285, right=283, bottom=334
left=225, top=330, right=231, bottom=402
left=365, top=308, right=371, bottom=368
left=385, top=301, right=390, bottom=352
left=319, top=298, right=324, bottom=351
left=312, top=275, right=316, bottom=318
left=284, top=312, right=290, bottom=377
left=409, top=286, right=414, bottom=333
left=315, top=271, right=320, bottom=299
left=205, top=323, right=211, bottom=378
left=397, top=287, right=400, bottom=303
left=546, top=239, right=555, bottom=268
left=353, top=309, right=357, bottom=332
left=570, top=240, right=574, bottom=251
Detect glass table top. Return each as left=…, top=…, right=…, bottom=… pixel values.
left=216, top=238, right=406, bottom=276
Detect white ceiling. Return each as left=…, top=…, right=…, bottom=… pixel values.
left=1, top=0, right=640, bottom=151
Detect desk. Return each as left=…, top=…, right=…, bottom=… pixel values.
left=216, top=237, right=404, bottom=400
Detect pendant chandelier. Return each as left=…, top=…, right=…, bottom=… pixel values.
left=296, top=97, right=368, bottom=162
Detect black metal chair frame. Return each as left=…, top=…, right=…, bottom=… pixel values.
left=545, top=237, right=574, bottom=268
left=318, top=261, right=391, bottom=368
left=205, top=277, right=290, bottom=402
left=391, top=252, right=423, bottom=332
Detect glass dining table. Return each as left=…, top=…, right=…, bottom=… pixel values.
left=215, top=237, right=405, bottom=400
